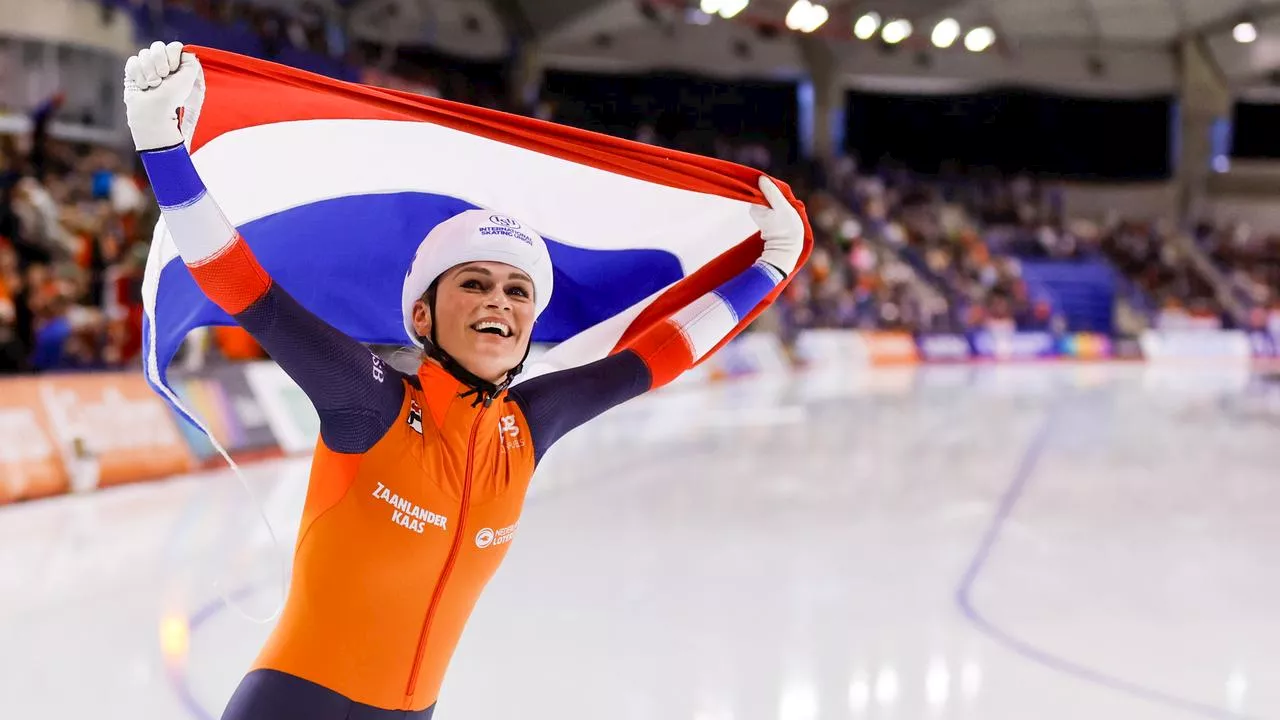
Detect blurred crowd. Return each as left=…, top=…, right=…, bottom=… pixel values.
left=778, top=156, right=1251, bottom=340
left=0, top=98, right=154, bottom=373
left=800, top=161, right=1068, bottom=336
left=112, top=0, right=355, bottom=63
left=1103, top=219, right=1223, bottom=330
left=1197, top=221, right=1280, bottom=335
left=1, top=0, right=1276, bottom=375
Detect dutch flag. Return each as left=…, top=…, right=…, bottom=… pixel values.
left=141, top=46, right=812, bottom=430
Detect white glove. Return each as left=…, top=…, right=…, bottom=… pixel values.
left=750, top=175, right=805, bottom=275
left=123, top=41, right=198, bottom=151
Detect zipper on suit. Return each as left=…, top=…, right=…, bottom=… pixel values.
left=404, top=404, right=486, bottom=704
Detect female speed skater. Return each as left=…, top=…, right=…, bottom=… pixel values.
left=124, top=41, right=805, bottom=720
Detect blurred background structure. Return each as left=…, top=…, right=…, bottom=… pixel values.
left=3, top=0, right=1280, bottom=376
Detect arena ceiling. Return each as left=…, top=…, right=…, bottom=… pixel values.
left=286, top=0, right=1280, bottom=95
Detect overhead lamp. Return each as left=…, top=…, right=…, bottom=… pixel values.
left=932, top=18, right=960, bottom=48
left=785, top=1, right=829, bottom=33
left=854, top=12, right=881, bottom=40
left=964, top=26, right=995, bottom=52
left=1234, top=21, right=1258, bottom=43
left=882, top=18, right=912, bottom=44
left=784, top=1, right=804, bottom=30
left=700, top=0, right=749, bottom=19
left=718, top=0, right=748, bottom=19
left=805, top=5, right=830, bottom=33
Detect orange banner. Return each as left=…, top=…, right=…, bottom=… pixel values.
left=0, top=377, right=68, bottom=502
left=35, top=372, right=195, bottom=489
left=862, top=331, right=920, bottom=366
left=0, top=372, right=197, bottom=503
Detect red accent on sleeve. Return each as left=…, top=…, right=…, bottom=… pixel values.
left=186, top=234, right=273, bottom=316
left=623, top=319, right=695, bottom=389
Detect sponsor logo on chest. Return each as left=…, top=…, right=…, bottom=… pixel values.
left=371, top=481, right=448, bottom=534
left=498, top=413, right=525, bottom=451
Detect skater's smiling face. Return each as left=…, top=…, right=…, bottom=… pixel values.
left=410, top=261, right=536, bottom=384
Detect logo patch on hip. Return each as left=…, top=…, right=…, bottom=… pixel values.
left=475, top=522, right=519, bottom=549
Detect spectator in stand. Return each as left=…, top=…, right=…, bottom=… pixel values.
left=0, top=239, right=28, bottom=371
left=1102, top=218, right=1223, bottom=329
left=1198, top=221, right=1280, bottom=330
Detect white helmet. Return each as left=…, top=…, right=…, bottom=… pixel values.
left=401, top=209, right=555, bottom=347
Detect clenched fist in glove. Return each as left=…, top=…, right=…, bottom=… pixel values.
left=750, top=176, right=805, bottom=276
left=123, top=41, right=198, bottom=151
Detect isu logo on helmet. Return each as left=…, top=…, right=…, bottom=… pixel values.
left=478, top=221, right=534, bottom=246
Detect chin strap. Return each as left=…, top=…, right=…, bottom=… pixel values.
left=420, top=290, right=531, bottom=408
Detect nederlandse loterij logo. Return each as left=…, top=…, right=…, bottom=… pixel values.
left=371, top=481, right=447, bottom=534
left=475, top=522, right=519, bottom=549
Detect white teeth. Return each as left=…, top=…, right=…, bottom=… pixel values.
left=473, top=321, right=511, bottom=337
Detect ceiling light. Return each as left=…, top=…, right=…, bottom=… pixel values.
left=718, top=0, right=748, bottom=19
left=932, top=18, right=960, bottom=48
left=882, top=18, right=912, bottom=44
left=964, top=26, right=995, bottom=52
left=785, top=1, right=806, bottom=30
left=854, top=12, right=881, bottom=40
left=802, top=3, right=829, bottom=32
left=786, top=1, right=828, bottom=33
left=1234, top=21, right=1258, bottom=43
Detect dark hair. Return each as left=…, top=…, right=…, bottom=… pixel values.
left=408, top=278, right=441, bottom=360
left=423, top=277, right=439, bottom=308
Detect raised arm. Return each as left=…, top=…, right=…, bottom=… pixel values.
left=125, top=42, right=403, bottom=453
left=509, top=175, right=804, bottom=463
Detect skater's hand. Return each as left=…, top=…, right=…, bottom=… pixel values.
left=751, top=175, right=804, bottom=275
left=123, top=41, right=198, bottom=151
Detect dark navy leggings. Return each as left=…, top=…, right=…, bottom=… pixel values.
left=221, top=669, right=437, bottom=720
